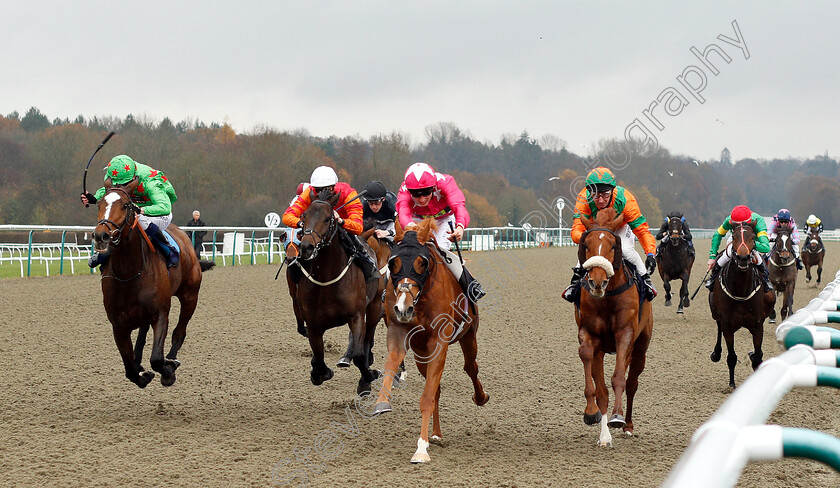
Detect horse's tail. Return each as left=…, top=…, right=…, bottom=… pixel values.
left=199, top=259, right=216, bottom=272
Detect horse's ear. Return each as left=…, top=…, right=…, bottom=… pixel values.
left=328, top=192, right=341, bottom=208
left=609, top=211, right=624, bottom=232
left=417, top=218, right=433, bottom=244
left=394, top=218, right=404, bottom=242
left=579, top=214, right=592, bottom=230
left=124, top=176, right=140, bottom=193
left=104, top=178, right=113, bottom=190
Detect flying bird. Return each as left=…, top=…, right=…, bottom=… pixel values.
left=715, top=118, right=725, bottom=125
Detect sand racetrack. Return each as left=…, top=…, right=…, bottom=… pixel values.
left=2, top=240, right=839, bottom=487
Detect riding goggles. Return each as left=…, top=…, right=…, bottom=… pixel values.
left=409, top=187, right=434, bottom=198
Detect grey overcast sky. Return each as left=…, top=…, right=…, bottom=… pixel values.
left=2, top=1, right=837, bottom=161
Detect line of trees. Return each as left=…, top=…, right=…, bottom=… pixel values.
left=1, top=107, right=838, bottom=230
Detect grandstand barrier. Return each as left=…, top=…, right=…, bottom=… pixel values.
left=662, top=268, right=840, bottom=487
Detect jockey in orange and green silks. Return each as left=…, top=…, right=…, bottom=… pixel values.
left=564, top=166, right=658, bottom=302
left=80, top=155, right=180, bottom=268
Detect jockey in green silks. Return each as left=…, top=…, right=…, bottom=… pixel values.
left=80, top=155, right=180, bottom=268
left=705, top=204, right=773, bottom=291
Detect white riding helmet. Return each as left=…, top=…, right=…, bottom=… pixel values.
left=310, top=166, right=338, bottom=187
left=807, top=214, right=818, bottom=225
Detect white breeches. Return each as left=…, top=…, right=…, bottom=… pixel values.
left=412, top=214, right=463, bottom=279
left=138, top=213, right=172, bottom=231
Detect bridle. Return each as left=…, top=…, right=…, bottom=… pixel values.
left=769, top=227, right=793, bottom=266
left=389, top=236, right=436, bottom=306
left=95, top=187, right=139, bottom=248
left=298, top=201, right=338, bottom=260
left=731, top=223, right=754, bottom=270
left=668, top=216, right=685, bottom=243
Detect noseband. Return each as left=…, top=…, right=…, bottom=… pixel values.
left=389, top=233, right=435, bottom=305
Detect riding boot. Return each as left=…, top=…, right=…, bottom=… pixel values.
left=796, top=257, right=804, bottom=270
left=458, top=266, right=486, bottom=303
left=88, top=251, right=110, bottom=268
left=706, top=263, right=721, bottom=291
left=641, top=273, right=657, bottom=301
left=687, top=240, right=696, bottom=259
left=146, top=223, right=179, bottom=268
left=353, top=237, right=378, bottom=281
left=757, top=261, right=774, bottom=291
left=562, top=266, right=586, bottom=303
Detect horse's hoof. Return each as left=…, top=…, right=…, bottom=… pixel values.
left=683, top=297, right=690, bottom=308
left=608, top=414, right=626, bottom=429
left=473, top=392, right=490, bottom=407
left=161, top=374, right=176, bottom=387
left=373, top=402, right=392, bottom=415
left=430, top=435, right=443, bottom=446
left=357, top=381, right=372, bottom=396
left=677, top=306, right=684, bottom=314
left=583, top=411, right=602, bottom=426
left=136, top=371, right=155, bottom=388
left=336, top=356, right=352, bottom=368
left=769, top=318, right=776, bottom=324
left=410, top=452, right=431, bottom=464
left=624, top=430, right=634, bottom=437
left=311, top=368, right=334, bottom=386
left=297, top=326, right=307, bottom=338
left=710, top=351, right=721, bottom=362
left=664, top=299, right=671, bottom=307
left=597, top=440, right=613, bottom=448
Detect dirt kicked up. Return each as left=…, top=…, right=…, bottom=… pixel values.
left=1, top=240, right=839, bottom=487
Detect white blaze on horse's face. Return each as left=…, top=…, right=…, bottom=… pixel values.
left=393, top=279, right=416, bottom=322
left=103, top=192, right=122, bottom=220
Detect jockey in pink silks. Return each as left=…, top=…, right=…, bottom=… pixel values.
left=396, top=162, right=485, bottom=303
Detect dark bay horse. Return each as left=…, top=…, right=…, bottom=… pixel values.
left=575, top=208, right=652, bottom=447
left=293, top=191, right=380, bottom=395
left=372, top=218, right=489, bottom=463
left=767, top=224, right=797, bottom=322
left=802, top=229, right=825, bottom=285
left=656, top=214, right=695, bottom=313
left=92, top=179, right=214, bottom=388
left=708, top=223, right=775, bottom=389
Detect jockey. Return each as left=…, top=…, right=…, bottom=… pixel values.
left=362, top=180, right=397, bottom=245
left=282, top=166, right=377, bottom=281
left=654, top=210, right=695, bottom=258
left=767, top=208, right=803, bottom=270
left=563, top=167, right=658, bottom=302
left=396, top=162, right=486, bottom=303
left=80, top=154, right=180, bottom=268
left=805, top=214, right=824, bottom=236
left=705, top=204, right=773, bottom=291
left=283, top=182, right=309, bottom=263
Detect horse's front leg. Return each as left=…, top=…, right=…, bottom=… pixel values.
left=350, top=312, right=377, bottom=395
left=748, top=323, right=764, bottom=371
left=608, top=329, right=634, bottom=429
left=710, top=322, right=723, bottom=362
left=662, top=278, right=672, bottom=307
left=133, top=324, right=150, bottom=372
left=113, top=325, right=154, bottom=388
left=817, top=263, right=823, bottom=284
left=679, top=273, right=691, bottom=309
left=308, top=329, right=333, bottom=386
left=723, top=330, right=738, bottom=389
left=149, top=309, right=178, bottom=386
left=411, top=340, right=448, bottom=463
left=374, top=321, right=409, bottom=416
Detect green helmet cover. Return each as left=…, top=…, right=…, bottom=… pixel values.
left=106, top=155, right=137, bottom=185
left=584, top=167, right=617, bottom=188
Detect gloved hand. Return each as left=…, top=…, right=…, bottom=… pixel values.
left=80, top=192, right=97, bottom=205
left=645, top=254, right=656, bottom=275
left=297, top=220, right=304, bottom=228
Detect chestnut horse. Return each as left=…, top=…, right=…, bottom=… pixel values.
left=767, top=224, right=797, bottom=322
left=92, top=180, right=214, bottom=388
left=372, top=218, right=489, bottom=463
left=293, top=190, right=380, bottom=395
left=708, top=222, right=775, bottom=389
left=656, top=214, right=695, bottom=313
left=802, top=229, right=825, bottom=285
left=575, top=208, right=652, bottom=447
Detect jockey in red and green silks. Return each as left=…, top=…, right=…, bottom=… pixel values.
left=705, top=204, right=773, bottom=291
left=80, top=155, right=180, bottom=268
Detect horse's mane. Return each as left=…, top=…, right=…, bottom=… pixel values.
left=416, top=218, right=437, bottom=245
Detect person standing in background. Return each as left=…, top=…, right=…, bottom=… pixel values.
left=186, top=210, right=206, bottom=258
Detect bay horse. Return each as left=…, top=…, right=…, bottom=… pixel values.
left=708, top=222, right=775, bottom=389
left=802, top=229, right=825, bottom=285
left=574, top=207, right=652, bottom=447
left=293, top=190, right=380, bottom=395
left=92, top=179, right=215, bottom=388
left=655, top=214, right=695, bottom=313
left=372, top=218, right=489, bottom=463
left=767, top=224, right=797, bottom=322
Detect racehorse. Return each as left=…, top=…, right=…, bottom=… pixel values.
left=372, top=218, right=489, bottom=463
left=708, top=222, right=775, bottom=389
left=92, top=179, right=215, bottom=388
left=655, top=214, right=694, bottom=313
left=574, top=208, right=652, bottom=447
left=767, top=224, right=797, bottom=322
left=292, top=190, right=380, bottom=395
left=802, top=229, right=825, bottom=285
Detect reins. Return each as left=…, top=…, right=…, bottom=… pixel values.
left=96, top=188, right=146, bottom=282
